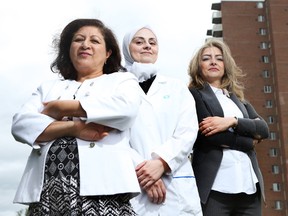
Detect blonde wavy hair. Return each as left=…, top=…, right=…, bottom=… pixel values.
left=188, top=38, right=245, bottom=101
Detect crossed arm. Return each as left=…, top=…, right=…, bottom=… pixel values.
left=196, top=112, right=268, bottom=152
left=191, top=88, right=269, bottom=151
left=36, top=100, right=111, bottom=142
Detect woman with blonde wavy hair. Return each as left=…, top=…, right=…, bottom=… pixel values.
left=188, top=38, right=269, bottom=216
left=188, top=39, right=245, bottom=101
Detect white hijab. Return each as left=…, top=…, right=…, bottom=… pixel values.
left=122, top=25, right=159, bottom=82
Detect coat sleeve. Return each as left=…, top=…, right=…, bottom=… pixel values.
left=11, top=80, right=57, bottom=147
left=235, top=101, right=269, bottom=140
left=80, top=73, right=141, bottom=131
left=151, top=81, right=199, bottom=173
left=196, top=131, right=256, bottom=152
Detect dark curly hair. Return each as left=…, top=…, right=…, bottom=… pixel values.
left=50, top=19, right=126, bottom=80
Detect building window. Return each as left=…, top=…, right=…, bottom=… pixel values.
left=267, top=116, right=275, bottom=124
left=269, top=132, right=277, bottom=140
left=265, top=100, right=273, bottom=108
left=262, top=70, right=270, bottom=78
left=272, top=183, right=281, bottom=192
left=259, top=28, right=267, bottom=35
left=260, top=42, right=268, bottom=49
left=264, top=85, right=272, bottom=93
left=257, top=2, right=264, bottom=9
left=262, top=56, right=269, bottom=63
left=272, top=165, right=280, bottom=174
left=258, top=15, right=265, bottom=22
left=269, top=148, right=278, bottom=157
left=275, top=201, right=283, bottom=210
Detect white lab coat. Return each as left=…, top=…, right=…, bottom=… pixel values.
left=12, top=72, right=142, bottom=204
left=129, top=74, right=202, bottom=216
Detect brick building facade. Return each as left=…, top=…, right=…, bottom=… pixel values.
left=207, top=0, right=288, bottom=215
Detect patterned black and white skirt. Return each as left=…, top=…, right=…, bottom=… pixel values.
left=27, top=137, right=137, bottom=216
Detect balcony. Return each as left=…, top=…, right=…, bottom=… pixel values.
left=212, top=11, right=222, bottom=24
left=212, top=24, right=223, bottom=37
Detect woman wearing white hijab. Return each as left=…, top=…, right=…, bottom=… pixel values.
left=123, top=25, right=202, bottom=216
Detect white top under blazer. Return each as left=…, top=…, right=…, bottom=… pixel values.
left=210, top=86, right=258, bottom=194
left=12, top=72, right=142, bottom=204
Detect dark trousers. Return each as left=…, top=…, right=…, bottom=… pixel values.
left=202, top=187, right=262, bottom=216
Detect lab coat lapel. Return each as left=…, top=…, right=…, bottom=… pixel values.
left=147, top=75, right=165, bottom=97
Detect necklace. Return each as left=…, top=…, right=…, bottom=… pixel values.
left=73, top=83, right=83, bottom=99
left=65, top=83, right=82, bottom=121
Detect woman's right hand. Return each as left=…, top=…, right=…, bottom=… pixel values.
left=145, top=178, right=166, bottom=204
left=199, top=116, right=237, bottom=136
left=73, top=120, right=113, bottom=141
left=36, top=120, right=113, bottom=142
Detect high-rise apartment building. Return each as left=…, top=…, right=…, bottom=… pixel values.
left=206, top=0, right=288, bottom=215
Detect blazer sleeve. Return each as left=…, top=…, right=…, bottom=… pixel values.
left=235, top=101, right=269, bottom=140
left=190, top=88, right=255, bottom=152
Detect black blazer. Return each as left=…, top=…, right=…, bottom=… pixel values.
left=190, top=83, right=269, bottom=204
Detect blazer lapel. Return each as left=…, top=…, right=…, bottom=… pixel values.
left=200, top=84, right=224, bottom=117
left=199, top=83, right=248, bottom=118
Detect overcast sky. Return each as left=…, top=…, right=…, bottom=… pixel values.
left=0, top=0, right=217, bottom=214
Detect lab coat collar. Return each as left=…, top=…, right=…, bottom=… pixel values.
left=147, top=74, right=167, bottom=96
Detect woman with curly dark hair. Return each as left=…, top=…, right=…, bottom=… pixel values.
left=12, top=18, right=141, bottom=216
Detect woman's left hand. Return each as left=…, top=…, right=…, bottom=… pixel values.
left=145, top=179, right=166, bottom=204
